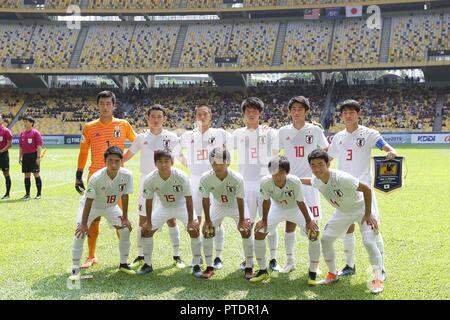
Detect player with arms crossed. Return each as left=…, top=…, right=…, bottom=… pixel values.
left=138, top=150, right=202, bottom=277
left=278, top=96, right=328, bottom=273
left=123, top=104, right=183, bottom=270
left=301, top=149, right=384, bottom=293
left=69, top=146, right=135, bottom=281
left=75, top=91, right=136, bottom=269
left=328, top=100, right=396, bottom=279
left=229, top=97, right=280, bottom=272
left=179, top=104, right=230, bottom=269
left=251, top=156, right=320, bottom=284
left=199, top=148, right=254, bottom=280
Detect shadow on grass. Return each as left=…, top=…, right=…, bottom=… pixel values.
left=31, top=263, right=378, bottom=300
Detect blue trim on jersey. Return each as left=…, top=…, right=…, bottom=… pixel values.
left=375, top=139, right=387, bottom=150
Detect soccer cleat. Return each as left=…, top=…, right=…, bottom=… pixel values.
left=137, top=263, right=153, bottom=275
left=269, top=259, right=281, bottom=272
left=35, top=194, right=41, bottom=200
left=192, top=265, right=203, bottom=278
left=21, top=194, right=30, bottom=200
left=118, top=263, right=136, bottom=275
left=244, top=267, right=253, bottom=280
left=213, top=257, right=223, bottom=270
left=130, top=256, right=145, bottom=270
left=239, top=260, right=246, bottom=271
left=280, top=261, right=295, bottom=273
left=308, top=271, right=318, bottom=286
left=173, top=256, right=185, bottom=269
left=1, top=194, right=9, bottom=200
left=319, top=272, right=339, bottom=285
left=338, top=264, right=356, bottom=277
left=370, top=279, right=384, bottom=294
left=381, top=270, right=387, bottom=281
left=202, top=266, right=215, bottom=279
left=69, top=268, right=81, bottom=281
left=249, top=269, right=270, bottom=283
left=81, top=257, right=97, bottom=269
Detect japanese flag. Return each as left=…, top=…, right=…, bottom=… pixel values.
left=346, top=6, right=363, bottom=17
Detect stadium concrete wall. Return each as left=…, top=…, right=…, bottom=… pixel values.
left=11, top=133, right=450, bottom=146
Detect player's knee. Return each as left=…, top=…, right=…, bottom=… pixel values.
left=166, top=219, right=176, bottom=227
left=117, top=227, right=130, bottom=238
left=139, top=216, right=147, bottom=226
left=285, top=221, right=296, bottom=233
left=320, top=234, right=336, bottom=246
left=361, top=232, right=377, bottom=249
left=240, top=230, right=251, bottom=239
left=254, top=231, right=266, bottom=240
left=346, top=224, right=356, bottom=234
left=189, top=229, right=199, bottom=238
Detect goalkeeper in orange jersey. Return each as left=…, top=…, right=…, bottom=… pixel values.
left=75, top=91, right=136, bottom=268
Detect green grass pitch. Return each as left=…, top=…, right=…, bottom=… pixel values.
left=0, top=145, right=448, bottom=300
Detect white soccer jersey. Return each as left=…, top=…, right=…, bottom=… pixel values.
left=328, top=125, right=384, bottom=185
left=180, top=127, right=230, bottom=177
left=230, top=126, right=279, bottom=182
left=143, top=168, right=191, bottom=208
left=86, top=167, right=134, bottom=209
left=279, top=123, right=329, bottom=177
left=199, top=169, right=245, bottom=208
left=259, top=174, right=305, bottom=210
left=311, top=169, right=364, bottom=214
left=129, top=129, right=179, bottom=175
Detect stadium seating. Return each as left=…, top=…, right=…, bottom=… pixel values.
left=390, top=13, right=449, bottom=63
left=331, top=17, right=381, bottom=65
left=0, top=90, right=25, bottom=126
left=283, top=20, right=333, bottom=66
left=89, top=0, right=180, bottom=9
left=0, top=23, right=34, bottom=68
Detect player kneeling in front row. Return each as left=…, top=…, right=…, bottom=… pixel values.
left=70, top=146, right=135, bottom=281
left=251, top=156, right=321, bottom=284
left=139, top=149, right=202, bottom=277
left=200, top=147, right=254, bottom=280
left=302, top=149, right=384, bottom=294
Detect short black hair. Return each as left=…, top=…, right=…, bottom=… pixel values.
left=288, top=96, right=310, bottom=111
left=104, top=146, right=123, bottom=160
left=96, top=90, right=116, bottom=106
left=154, top=149, right=173, bottom=163
left=194, top=103, right=212, bottom=115
left=339, top=99, right=361, bottom=113
left=147, top=104, right=166, bottom=117
left=241, top=97, right=264, bottom=113
left=307, top=149, right=329, bottom=164
left=209, top=147, right=231, bottom=165
left=268, top=156, right=290, bottom=174
left=22, top=115, right=35, bottom=125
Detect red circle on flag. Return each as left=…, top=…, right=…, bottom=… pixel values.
left=351, top=8, right=358, bottom=14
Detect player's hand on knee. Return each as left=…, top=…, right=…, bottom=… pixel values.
left=202, top=220, right=215, bottom=238
left=362, top=214, right=378, bottom=231
left=75, top=170, right=85, bottom=194
left=141, top=222, right=152, bottom=237
left=238, top=218, right=251, bottom=236
left=188, top=220, right=200, bottom=237
left=75, top=223, right=88, bottom=239
left=254, top=220, right=267, bottom=234
left=306, top=221, right=320, bottom=241
left=121, top=217, right=132, bottom=232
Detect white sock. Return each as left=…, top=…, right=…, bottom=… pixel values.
left=285, top=231, right=296, bottom=264
left=376, top=233, right=385, bottom=270
left=242, top=236, right=254, bottom=268
left=308, top=239, right=321, bottom=273
left=362, top=231, right=383, bottom=280
left=321, top=234, right=337, bottom=275
left=343, top=233, right=356, bottom=268
left=267, top=229, right=278, bottom=261
left=142, top=237, right=154, bottom=266
left=203, top=236, right=214, bottom=267
left=168, top=225, right=180, bottom=257
left=254, top=239, right=267, bottom=270
left=118, top=228, right=131, bottom=265
left=214, top=224, right=224, bottom=259
left=190, top=236, right=202, bottom=266
left=137, top=226, right=143, bottom=257
left=72, top=235, right=85, bottom=269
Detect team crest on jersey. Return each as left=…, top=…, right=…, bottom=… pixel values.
left=305, top=135, right=314, bottom=144
left=284, top=190, right=294, bottom=197
left=356, top=138, right=365, bottom=147
left=163, top=139, right=171, bottom=149
left=114, top=130, right=121, bottom=138
left=258, top=135, right=267, bottom=144
left=333, top=189, right=343, bottom=197
left=173, top=185, right=182, bottom=192
left=119, top=183, right=126, bottom=192
left=208, top=137, right=216, bottom=146
left=226, top=185, right=235, bottom=193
